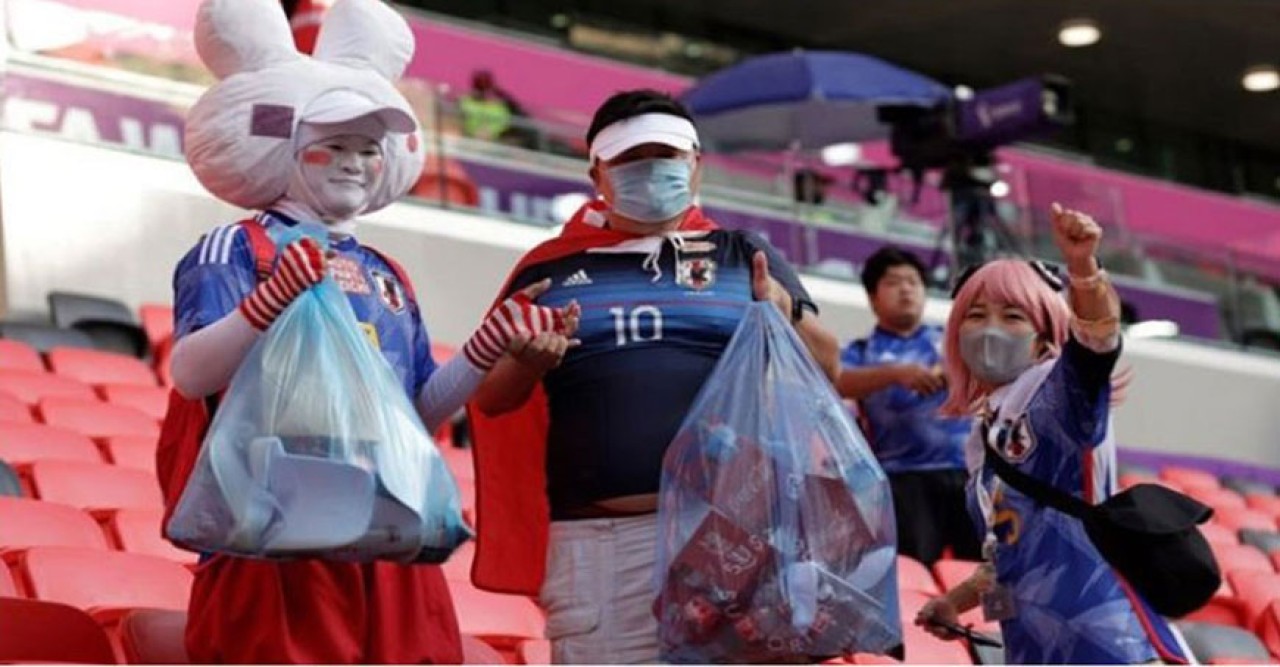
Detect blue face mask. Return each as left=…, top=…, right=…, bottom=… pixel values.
left=606, top=157, right=694, bottom=223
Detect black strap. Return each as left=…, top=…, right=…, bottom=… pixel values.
left=984, top=442, right=1093, bottom=519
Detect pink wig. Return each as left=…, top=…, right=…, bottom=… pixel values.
left=940, top=260, right=1072, bottom=417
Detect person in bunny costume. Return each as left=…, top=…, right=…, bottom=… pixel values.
left=167, top=0, right=578, bottom=662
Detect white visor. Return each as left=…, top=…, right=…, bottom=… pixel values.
left=589, top=112, right=700, bottom=162
left=301, top=89, right=416, bottom=134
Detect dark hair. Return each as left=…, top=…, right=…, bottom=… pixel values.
left=585, top=89, right=695, bottom=148
left=860, top=246, right=927, bottom=293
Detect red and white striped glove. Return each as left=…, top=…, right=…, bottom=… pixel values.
left=463, top=279, right=575, bottom=371
left=239, top=238, right=327, bottom=331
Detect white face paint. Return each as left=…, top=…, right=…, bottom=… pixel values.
left=293, top=134, right=385, bottom=222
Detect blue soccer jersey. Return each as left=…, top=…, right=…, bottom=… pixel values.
left=172, top=211, right=437, bottom=398
left=504, top=230, right=815, bottom=519
left=967, top=338, right=1186, bottom=664
left=841, top=325, right=970, bottom=473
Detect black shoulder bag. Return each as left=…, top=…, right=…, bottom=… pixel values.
left=984, top=443, right=1220, bottom=618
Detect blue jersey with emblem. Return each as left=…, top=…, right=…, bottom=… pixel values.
left=172, top=211, right=436, bottom=399
left=966, top=338, right=1185, bottom=665
left=841, top=325, right=970, bottom=473
left=505, top=230, right=815, bottom=520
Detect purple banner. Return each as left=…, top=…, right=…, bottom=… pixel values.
left=2, top=73, right=187, bottom=156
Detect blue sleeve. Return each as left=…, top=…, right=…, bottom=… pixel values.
left=172, top=225, right=259, bottom=340
left=1048, top=335, right=1121, bottom=446
left=410, top=300, right=438, bottom=397
left=841, top=339, right=867, bottom=367
left=740, top=231, right=818, bottom=315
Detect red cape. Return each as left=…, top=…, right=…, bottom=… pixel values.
left=466, top=202, right=718, bottom=595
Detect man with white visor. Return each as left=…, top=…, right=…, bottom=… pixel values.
left=464, top=89, right=843, bottom=663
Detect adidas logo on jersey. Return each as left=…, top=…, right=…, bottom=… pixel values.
left=562, top=269, right=593, bottom=287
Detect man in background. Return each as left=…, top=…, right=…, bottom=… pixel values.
left=838, top=246, right=980, bottom=565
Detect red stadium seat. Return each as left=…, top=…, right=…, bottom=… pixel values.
left=1211, top=543, right=1274, bottom=576
left=440, top=444, right=475, bottom=483
left=0, top=422, right=103, bottom=465
left=1160, top=467, right=1221, bottom=492
left=0, top=597, right=117, bottom=663
left=1256, top=599, right=1280, bottom=659
left=0, top=339, right=44, bottom=372
left=1224, top=570, right=1280, bottom=632
left=931, top=559, right=981, bottom=592
left=26, top=460, right=162, bottom=511
left=98, top=435, right=158, bottom=473
left=46, top=346, right=158, bottom=387
left=902, top=624, right=973, bottom=664
left=1215, top=507, right=1279, bottom=533
left=446, top=579, right=545, bottom=650
left=138, top=304, right=174, bottom=350
left=98, top=383, right=168, bottom=421
left=1200, top=521, right=1241, bottom=547
left=1245, top=494, right=1280, bottom=521
left=0, top=390, right=33, bottom=423
left=4, top=546, right=192, bottom=611
left=462, top=634, right=509, bottom=664
left=38, top=397, right=159, bottom=440
left=517, top=639, right=552, bottom=665
left=0, top=559, right=15, bottom=596
left=442, top=540, right=474, bottom=582
left=97, top=507, right=195, bottom=564
left=0, top=497, right=109, bottom=551
left=898, top=554, right=942, bottom=595
left=1183, top=595, right=1247, bottom=628
left=1188, top=487, right=1248, bottom=513
left=117, top=607, right=190, bottom=664
left=850, top=652, right=903, bottom=664
left=0, top=369, right=95, bottom=404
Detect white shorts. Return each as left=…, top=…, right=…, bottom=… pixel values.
left=538, top=514, right=662, bottom=664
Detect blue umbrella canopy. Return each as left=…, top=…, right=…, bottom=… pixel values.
left=681, top=50, right=950, bottom=152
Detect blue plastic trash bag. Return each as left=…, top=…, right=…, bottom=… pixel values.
left=654, top=302, right=901, bottom=663
left=166, top=226, right=470, bottom=563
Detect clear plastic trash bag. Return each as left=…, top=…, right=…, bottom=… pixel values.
left=166, top=226, right=470, bottom=563
left=654, top=302, right=901, bottom=663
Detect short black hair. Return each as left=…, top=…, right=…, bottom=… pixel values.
left=861, top=246, right=927, bottom=293
left=585, top=89, right=695, bottom=149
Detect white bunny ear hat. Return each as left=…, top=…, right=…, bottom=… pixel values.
left=185, top=0, right=424, bottom=213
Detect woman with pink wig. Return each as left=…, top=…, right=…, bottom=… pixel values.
left=914, top=205, right=1188, bottom=664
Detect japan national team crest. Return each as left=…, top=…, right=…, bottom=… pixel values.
left=985, top=413, right=1037, bottom=463
left=677, top=257, right=717, bottom=291
left=370, top=270, right=406, bottom=313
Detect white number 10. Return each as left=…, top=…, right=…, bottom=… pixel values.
left=609, top=305, right=663, bottom=346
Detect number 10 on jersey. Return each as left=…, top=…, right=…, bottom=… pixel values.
left=610, top=305, right=664, bottom=346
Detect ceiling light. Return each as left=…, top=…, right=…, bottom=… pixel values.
left=954, top=85, right=975, bottom=101
left=821, top=142, right=863, bottom=167
left=1242, top=65, right=1279, bottom=93
left=989, top=180, right=1010, bottom=198
left=1126, top=320, right=1180, bottom=339
left=1058, top=19, right=1101, bottom=48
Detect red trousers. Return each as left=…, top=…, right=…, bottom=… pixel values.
left=186, top=555, right=463, bottom=664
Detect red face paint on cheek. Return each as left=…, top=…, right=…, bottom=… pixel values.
left=301, top=149, right=333, bottom=166
left=369, top=158, right=384, bottom=175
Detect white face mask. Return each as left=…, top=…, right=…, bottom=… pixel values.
left=287, top=134, right=385, bottom=223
